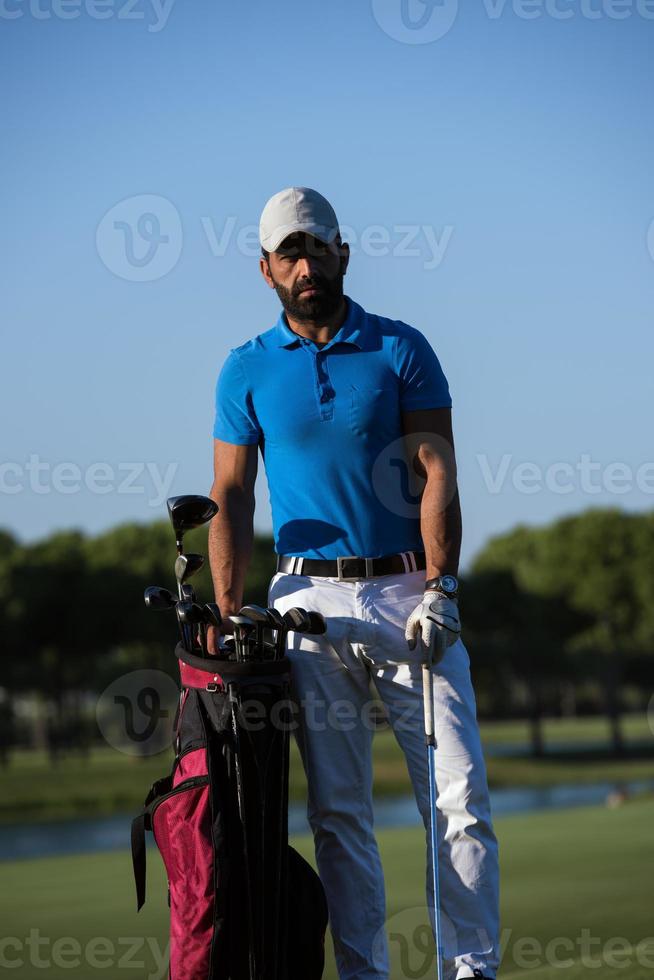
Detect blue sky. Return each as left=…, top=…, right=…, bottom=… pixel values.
left=1, top=0, right=653, bottom=568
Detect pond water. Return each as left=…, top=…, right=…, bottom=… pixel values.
left=1, top=779, right=652, bottom=862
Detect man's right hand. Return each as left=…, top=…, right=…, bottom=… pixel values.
left=206, top=625, right=221, bottom=655
left=206, top=615, right=236, bottom=655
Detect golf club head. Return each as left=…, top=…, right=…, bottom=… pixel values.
left=180, top=583, right=196, bottom=602
left=225, top=614, right=257, bottom=662
left=176, top=601, right=206, bottom=625
left=284, top=607, right=326, bottom=635
left=239, top=604, right=274, bottom=625
left=282, top=607, right=310, bottom=631
left=144, top=585, right=176, bottom=610
left=227, top=614, right=256, bottom=634
left=239, top=605, right=280, bottom=661
left=303, top=611, right=326, bottom=635
left=174, top=553, right=205, bottom=585
left=202, top=602, right=222, bottom=629
left=263, top=607, right=288, bottom=659
left=265, top=608, right=286, bottom=630
left=167, top=495, right=219, bottom=551
left=220, top=636, right=236, bottom=658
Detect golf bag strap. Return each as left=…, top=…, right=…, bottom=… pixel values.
left=179, top=661, right=226, bottom=691
left=131, top=811, right=148, bottom=912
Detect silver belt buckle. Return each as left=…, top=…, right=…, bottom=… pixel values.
left=336, top=556, right=375, bottom=581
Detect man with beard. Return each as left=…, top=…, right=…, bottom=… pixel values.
left=208, top=187, right=499, bottom=980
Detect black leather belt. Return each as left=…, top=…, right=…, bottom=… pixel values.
left=276, top=551, right=426, bottom=581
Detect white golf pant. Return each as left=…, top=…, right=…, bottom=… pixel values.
left=269, top=569, right=500, bottom=980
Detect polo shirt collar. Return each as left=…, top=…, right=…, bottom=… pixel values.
left=274, top=297, right=371, bottom=350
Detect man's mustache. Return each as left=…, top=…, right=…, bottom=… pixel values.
left=293, top=279, right=328, bottom=296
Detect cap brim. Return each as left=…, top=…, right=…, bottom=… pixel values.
left=260, top=222, right=339, bottom=253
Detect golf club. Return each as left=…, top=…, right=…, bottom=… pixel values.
left=144, top=585, right=177, bottom=610
left=239, top=604, right=278, bottom=659
left=230, top=614, right=259, bottom=662
left=174, top=552, right=205, bottom=587
left=203, top=602, right=222, bottom=629
left=282, top=607, right=326, bottom=636
left=144, top=586, right=185, bottom=645
left=265, top=608, right=287, bottom=659
left=167, top=495, right=219, bottom=555
left=280, top=607, right=325, bottom=663
left=174, top=554, right=204, bottom=649
left=423, top=647, right=444, bottom=980
left=177, top=600, right=208, bottom=655
left=167, top=496, right=216, bottom=649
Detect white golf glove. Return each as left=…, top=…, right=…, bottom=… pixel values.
left=405, top=591, right=461, bottom=665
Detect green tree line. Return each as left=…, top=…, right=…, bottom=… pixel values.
left=0, top=507, right=652, bottom=758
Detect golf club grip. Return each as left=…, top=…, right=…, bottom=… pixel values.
left=422, top=663, right=436, bottom=743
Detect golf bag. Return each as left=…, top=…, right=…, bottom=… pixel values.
left=131, top=643, right=328, bottom=980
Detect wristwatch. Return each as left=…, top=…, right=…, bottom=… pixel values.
left=425, top=574, right=459, bottom=598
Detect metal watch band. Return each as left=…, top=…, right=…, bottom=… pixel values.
left=425, top=575, right=458, bottom=596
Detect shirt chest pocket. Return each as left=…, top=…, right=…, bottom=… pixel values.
left=348, top=387, right=399, bottom=437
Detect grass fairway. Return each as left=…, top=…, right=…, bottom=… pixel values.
left=1, top=798, right=653, bottom=979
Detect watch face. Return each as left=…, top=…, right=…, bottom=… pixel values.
left=441, top=575, right=458, bottom=594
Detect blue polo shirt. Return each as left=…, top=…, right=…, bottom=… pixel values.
left=213, top=297, right=452, bottom=559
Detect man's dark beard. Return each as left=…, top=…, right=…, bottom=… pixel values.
left=272, top=269, right=345, bottom=323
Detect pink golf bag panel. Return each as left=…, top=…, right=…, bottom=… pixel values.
left=173, top=746, right=209, bottom=786
left=150, top=775, right=213, bottom=979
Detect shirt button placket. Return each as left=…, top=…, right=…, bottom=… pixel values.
left=315, top=350, right=335, bottom=421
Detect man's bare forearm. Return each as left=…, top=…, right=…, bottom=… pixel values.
left=420, top=473, right=462, bottom=580
left=208, top=489, right=254, bottom=616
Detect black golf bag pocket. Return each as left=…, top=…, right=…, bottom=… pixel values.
left=287, top=846, right=329, bottom=978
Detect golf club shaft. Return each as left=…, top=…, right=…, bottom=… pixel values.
left=423, top=660, right=444, bottom=980
left=175, top=582, right=194, bottom=651
left=235, top=626, right=246, bottom=662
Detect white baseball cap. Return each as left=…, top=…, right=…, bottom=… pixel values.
left=259, top=186, right=340, bottom=253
